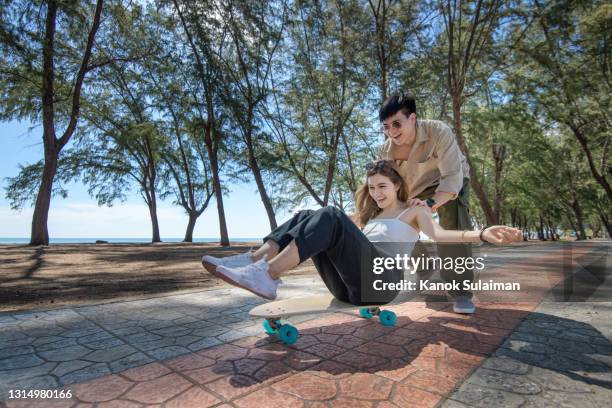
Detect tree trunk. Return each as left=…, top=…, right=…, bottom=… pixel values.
left=209, top=148, right=229, bottom=247
left=30, top=146, right=58, bottom=245
left=570, top=201, right=587, bottom=241
left=184, top=212, right=198, bottom=242
left=247, top=147, right=278, bottom=230
left=598, top=212, right=612, bottom=238
left=30, top=0, right=103, bottom=246
left=147, top=189, right=161, bottom=243
left=492, top=144, right=506, bottom=224
left=451, top=95, right=496, bottom=225
left=569, top=118, right=612, bottom=203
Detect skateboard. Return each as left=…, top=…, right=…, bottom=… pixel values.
left=249, top=294, right=398, bottom=345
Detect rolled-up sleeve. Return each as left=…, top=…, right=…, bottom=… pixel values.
left=435, top=124, right=464, bottom=198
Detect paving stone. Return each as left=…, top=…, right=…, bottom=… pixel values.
left=174, top=335, right=202, bottom=346
left=0, top=337, right=34, bottom=349
left=78, top=331, right=114, bottom=344
left=333, top=350, right=388, bottom=369
left=151, top=326, right=193, bottom=337
left=535, top=390, right=599, bottom=408
left=192, top=326, right=231, bottom=337
left=35, top=338, right=79, bottom=352
left=147, top=345, right=190, bottom=360
left=187, top=337, right=223, bottom=352
left=502, top=339, right=549, bottom=354
left=109, top=352, right=154, bottom=373
left=480, top=356, right=531, bottom=375
left=52, top=360, right=94, bottom=377
left=338, top=372, right=392, bottom=400
left=440, top=399, right=472, bottom=408
left=173, top=316, right=200, bottom=325
left=527, top=366, right=594, bottom=393
left=39, top=345, right=91, bottom=362
left=107, top=325, right=144, bottom=336
left=72, top=374, right=133, bottom=403
left=449, top=385, right=526, bottom=408
left=131, top=337, right=175, bottom=351
left=141, top=321, right=176, bottom=332
left=0, top=362, right=57, bottom=385
left=86, top=345, right=138, bottom=363
left=510, top=331, right=549, bottom=344
left=165, top=386, right=221, bottom=408
left=121, top=362, right=172, bottom=382
left=0, top=345, right=35, bottom=359
left=82, top=337, right=125, bottom=350
left=303, top=343, right=346, bottom=359
left=0, top=374, right=58, bottom=397
left=216, top=329, right=250, bottom=343
left=0, top=354, right=45, bottom=370
left=164, top=353, right=215, bottom=372
left=62, top=327, right=103, bottom=338
left=272, top=372, right=337, bottom=400
left=0, top=316, right=17, bottom=324
left=123, top=373, right=191, bottom=404
left=32, top=336, right=68, bottom=346
left=547, top=337, right=595, bottom=353
left=184, top=320, right=216, bottom=330
left=558, top=351, right=609, bottom=369
left=203, top=374, right=262, bottom=400
left=465, top=368, right=542, bottom=395
left=392, top=384, right=442, bottom=408
left=493, top=347, right=546, bottom=365
left=234, top=387, right=304, bottom=408
left=59, top=363, right=111, bottom=386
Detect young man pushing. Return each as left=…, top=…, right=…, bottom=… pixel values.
left=377, top=91, right=476, bottom=314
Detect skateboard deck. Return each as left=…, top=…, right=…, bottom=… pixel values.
left=249, top=294, right=383, bottom=317
left=249, top=294, right=398, bottom=345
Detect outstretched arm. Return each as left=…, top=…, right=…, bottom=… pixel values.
left=406, top=207, right=522, bottom=245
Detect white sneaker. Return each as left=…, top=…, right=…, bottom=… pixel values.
left=202, top=250, right=253, bottom=276
left=216, top=259, right=281, bottom=300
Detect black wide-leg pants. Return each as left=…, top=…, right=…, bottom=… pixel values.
left=263, top=207, right=402, bottom=306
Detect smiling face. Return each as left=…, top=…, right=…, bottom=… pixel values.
left=367, top=173, right=400, bottom=210
left=381, top=110, right=416, bottom=146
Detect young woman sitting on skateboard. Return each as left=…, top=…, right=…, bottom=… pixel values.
left=202, top=160, right=521, bottom=306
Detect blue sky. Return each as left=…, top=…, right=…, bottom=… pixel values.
left=0, top=120, right=286, bottom=239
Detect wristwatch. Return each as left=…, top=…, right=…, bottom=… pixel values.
left=426, top=198, right=436, bottom=208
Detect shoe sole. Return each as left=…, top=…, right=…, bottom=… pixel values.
left=201, top=259, right=220, bottom=277
left=215, top=267, right=276, bottom=301
left=453, top=307, right=475, bottom=314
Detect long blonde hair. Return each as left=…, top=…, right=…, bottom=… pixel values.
left=354, top=160, right=409, bottom=227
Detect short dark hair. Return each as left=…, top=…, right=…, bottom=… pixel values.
left=379, top=91, right=417, bottom=122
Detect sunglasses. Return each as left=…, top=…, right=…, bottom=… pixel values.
left=365, top=160, right=400, bottom=176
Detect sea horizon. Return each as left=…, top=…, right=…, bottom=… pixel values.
left=0, top=237, right=262, bottom=244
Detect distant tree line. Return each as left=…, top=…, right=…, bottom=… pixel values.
left=1, top=0, right=609, bottom=245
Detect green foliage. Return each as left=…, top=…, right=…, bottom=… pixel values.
left=2, top=0, right=610, bottom=239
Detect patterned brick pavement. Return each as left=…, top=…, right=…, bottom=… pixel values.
left=0, top=242, right=609, bottom=407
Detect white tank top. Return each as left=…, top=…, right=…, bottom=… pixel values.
left=362, top=208, right=420, bottom=243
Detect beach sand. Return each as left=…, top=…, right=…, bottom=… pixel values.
left=0, top=242, right=317, bottom=313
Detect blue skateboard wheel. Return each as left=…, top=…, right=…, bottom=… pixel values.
left=277, top=324, right=299, bottom=345
left=263, top=319, right=280, bottom=335
left=359, top=308, right=373, bottom=319
left=378, top=310, right=397, bottom=326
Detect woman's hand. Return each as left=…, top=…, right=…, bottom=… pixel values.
left=482, top=226, right=523, bottom=245
left=407, top=198, right=428, bottom=208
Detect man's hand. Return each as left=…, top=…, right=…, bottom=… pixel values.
left=430, top=191, right=455, bottom=212
left=482, top=226, right=523, bottom=245
left=407, top=198, right=428, bottom=208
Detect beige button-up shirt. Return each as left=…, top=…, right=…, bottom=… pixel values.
left=378, top=119, right=470, bottom=199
